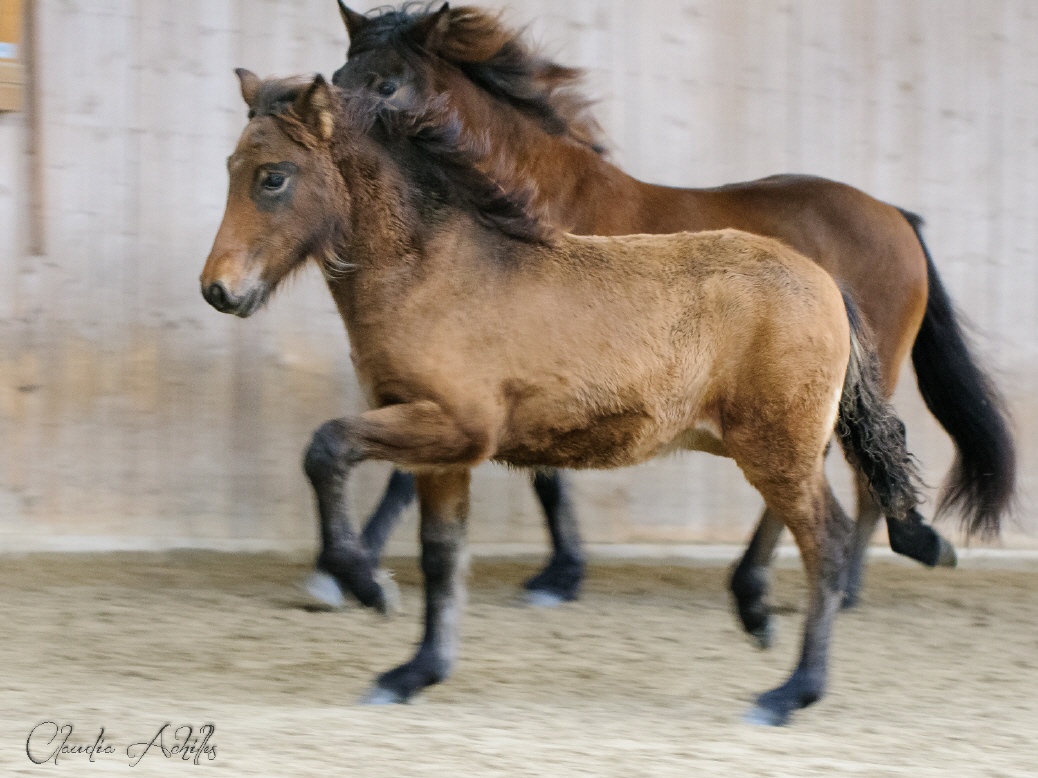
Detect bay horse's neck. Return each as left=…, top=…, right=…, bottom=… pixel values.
left=440, top=73, right=653, bottom=235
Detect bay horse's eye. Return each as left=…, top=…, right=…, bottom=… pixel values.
left=376, top=79, right=398, bottom=97
left=261, top=172, right=286, bottom=191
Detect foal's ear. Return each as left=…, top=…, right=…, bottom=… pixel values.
left=294, top=75, right=335, bottom=141
left=336, top=1, right=368, bottom=39
left=407, top=3, right=452, bottom=53
left=235, top=68, right=261, bottom=107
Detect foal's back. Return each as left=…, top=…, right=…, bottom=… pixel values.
left=455, top=228, right=851, bottom=470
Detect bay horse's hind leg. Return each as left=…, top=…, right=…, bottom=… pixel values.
left=363, top=470, right=470, bottom=704
left=729, top=509, right=784, bottom=648
left=746, top=483, right=853, bottom=726
left=523, top=470, right=586, bottom=606
left=841, top=473, right=883, bottom=609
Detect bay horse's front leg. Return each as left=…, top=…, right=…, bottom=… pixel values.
left=522, top=470, right=586, bottom=606
left=363, top=470, right=471, bottom=704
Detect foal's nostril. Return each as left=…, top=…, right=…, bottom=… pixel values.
left=203, top=282, right=233, bottom=312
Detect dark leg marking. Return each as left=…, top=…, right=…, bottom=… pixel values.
left=746, top=489, right=853, bottom=726
left=523, top=470, right=586, bottom=605
left=364, top=471, right=469, bottom=704
left=303, top=420, right=393, bottom=612
left=730, top=509, right=785, bottom=648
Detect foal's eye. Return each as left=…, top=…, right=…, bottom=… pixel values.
left=376, top=79, right=399, bottom=97
left=261, top=172, right=286, bottom=191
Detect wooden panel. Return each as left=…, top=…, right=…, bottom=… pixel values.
left=0, top=0, right=1035, bottom=552
left=0, top=0, right=22, bottom=111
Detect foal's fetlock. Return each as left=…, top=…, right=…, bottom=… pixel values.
left=729, top=565, right=774, bottom=648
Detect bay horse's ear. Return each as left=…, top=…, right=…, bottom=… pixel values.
left=407, top=3, right=452, bottom=53
left=336, top=1, right=368, bottom=39
left=235, top=68, right=261, bottom=108
left=294, top=75, right=335, bottom=141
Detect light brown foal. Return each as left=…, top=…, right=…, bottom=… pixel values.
left=200, top=73, right=935, bottom=725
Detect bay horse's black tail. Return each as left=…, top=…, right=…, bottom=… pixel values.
left=899, top=208, right=1015, bottom=538
left=835, top=295, right=922, bottom=524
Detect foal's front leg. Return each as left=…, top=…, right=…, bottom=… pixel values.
left=303, top=401, right=485, bottom=613
left=363, top=470, right=471, bottom=704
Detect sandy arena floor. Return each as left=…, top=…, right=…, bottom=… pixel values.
left=0, top=552, right=1035, bottom=777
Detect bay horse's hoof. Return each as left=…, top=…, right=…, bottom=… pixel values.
left=522, top=558, right=583, bottom=605
left=300, top=570, right=348, bottom=610
left=524, top=589, right=567, bottom=607
left=359, top=685, right=411, bottom=705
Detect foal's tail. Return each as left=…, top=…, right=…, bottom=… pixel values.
left=835, top=294, right=922, bottom=524
left=900, top=209, right=1015, bottom=538
left=835, top=294, right=960, bottom=567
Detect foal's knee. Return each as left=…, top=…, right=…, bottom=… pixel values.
left=303, top=419, right=364, bottom=481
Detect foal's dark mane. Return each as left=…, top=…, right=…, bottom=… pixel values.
left=349, top=2, right=606, bottom=153
left=251, top=77, right=553, bottom=245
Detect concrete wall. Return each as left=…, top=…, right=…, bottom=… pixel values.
left=1, top=0, right=1035, bottom=553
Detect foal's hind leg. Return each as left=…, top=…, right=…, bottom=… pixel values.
left=746, top=484, right=853, bottom=726
left=729, top=509, right=784, bottom=648
left=364, top=470, right=470, bottom=704
left=522, top=470, right=586, bottom=606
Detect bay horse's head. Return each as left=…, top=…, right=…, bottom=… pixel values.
left=331, top=2, right=605, bottom=153
left=201, top=71, right=346, bottom=317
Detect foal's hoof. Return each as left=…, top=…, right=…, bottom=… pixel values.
left=743, top=704, right=790, bottom=727
left=299, top=568, right=400, bottom=614
left=300, top=570, right=348, bottom=610
left=936, top=537, right=958, bottom=568
left=359, top=685, right=411, bottom=706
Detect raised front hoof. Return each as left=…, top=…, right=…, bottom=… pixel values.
left=362, top=657, right=445, bottom=705
left=745, top=678, right=821, bottom=727
left=522, top=559, right=584, bottom=606
left=300, top=570, right=348, bottom=610
left=304, top=563, right=400, bottom=615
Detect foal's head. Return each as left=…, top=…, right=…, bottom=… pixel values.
left=201, top=72, right=354, bottom=317
left=331, top=2, right=604, bottom=153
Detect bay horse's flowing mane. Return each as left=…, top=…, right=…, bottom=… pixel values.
left=250, top=75, right=553, bottom=245
left=348, top=2, right=606, bottom=153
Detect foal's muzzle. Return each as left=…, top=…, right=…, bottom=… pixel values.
left=201, top=280, right=265, bottom=318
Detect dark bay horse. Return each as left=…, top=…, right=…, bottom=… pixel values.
left=202, top=71, right=944, bottom=724
left=325, top=2, right=1013, bottom=627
